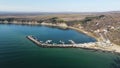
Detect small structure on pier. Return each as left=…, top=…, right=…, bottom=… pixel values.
left=68, top=40, right=76, bottom=44
left=45, top=40, right=52, bottom=44
left=59, top=40, right=65, bottom=44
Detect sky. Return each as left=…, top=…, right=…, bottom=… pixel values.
left=0, top=0, right=120, bottom=12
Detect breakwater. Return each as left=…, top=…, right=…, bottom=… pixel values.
left=26, top=35, right=96, bottom=48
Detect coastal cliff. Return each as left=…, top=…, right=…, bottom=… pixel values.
left=0, top=18, right=39, bottom=25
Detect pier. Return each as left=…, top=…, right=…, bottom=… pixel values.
left=26, top=35, right=97, bottom=48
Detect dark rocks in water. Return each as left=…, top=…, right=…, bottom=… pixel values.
left=110, top=57, right=120, bottom=68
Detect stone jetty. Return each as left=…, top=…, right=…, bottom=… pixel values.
left=26, top=35, right=97, bottom=48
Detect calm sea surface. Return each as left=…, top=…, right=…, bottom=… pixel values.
left=0, top=24, right=119, bottom=68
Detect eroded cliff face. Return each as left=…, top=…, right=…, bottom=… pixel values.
left=41, top=22, right=68, bottom=29
left=0, top=20, right=39, bottom=25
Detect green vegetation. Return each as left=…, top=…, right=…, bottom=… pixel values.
left=0, top=18, right=15, bottom=22
left=98, top=15, right=105, bottom=18
left=81, top=15, right=105, bottom=24
left=44, top=17, right=66, bottom=24
left=66, top=20, right=82, bottom=26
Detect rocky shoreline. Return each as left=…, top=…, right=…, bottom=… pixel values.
left=37, top=23, right=120, bottom=53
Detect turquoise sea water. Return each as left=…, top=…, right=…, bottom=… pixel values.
left=0, top=24, right=120, bottom=68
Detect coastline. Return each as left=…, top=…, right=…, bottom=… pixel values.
left=39, top=22, right=120, bottom=53
left=1, top=22, right=120, bottom=54
left=67, top=26, right=100, bottom=41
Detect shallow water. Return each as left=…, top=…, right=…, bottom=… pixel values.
left=0, top=24, right=120, bottom=68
